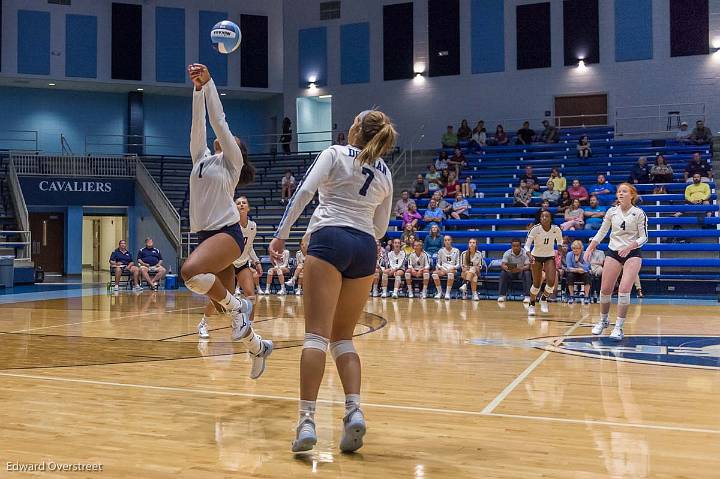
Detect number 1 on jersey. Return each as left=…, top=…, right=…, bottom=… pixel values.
left=359, top=167, right=375, bottom=196
left=198, top=162, right=205, bottom=179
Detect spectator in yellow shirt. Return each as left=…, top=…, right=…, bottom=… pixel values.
left=684, top=174, right=713, bottom=223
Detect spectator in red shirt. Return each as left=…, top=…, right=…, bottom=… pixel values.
left=567, top=179, right=589, bottom=204
left=444, top=171, right=461, bottom=197
left=448, top=148, right=466, bottom=177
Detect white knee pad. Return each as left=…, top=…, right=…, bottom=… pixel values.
left=599, top=293, right=612, bottom=304
left=330, top=340, right=356, bottom=360
left=617, top=292, right=631, bottom=306
left=544, top=285, right=554, bottom=296
left=185, top=273, right=215, bottom=295
left=530, top=285, right=541, bottom=296
left=404, top=272, right=411, bottom=280
left=303, top=333, right=329, bottom=352
left=432, top=273, right=439, bottom=280
left=423, top=272, right=430, bottom=280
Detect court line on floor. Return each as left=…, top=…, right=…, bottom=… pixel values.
left=0, top=371, right=716, bottom=435
left=480, top=313, right=588, bottom=415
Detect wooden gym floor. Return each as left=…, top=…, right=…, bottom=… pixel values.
left=0, top=287, right=718, bottom=478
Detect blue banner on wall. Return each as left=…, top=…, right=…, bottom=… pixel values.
left=19, top=177, right=135, bottom=206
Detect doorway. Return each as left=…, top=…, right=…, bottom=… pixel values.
left=29, top=213, right=65, bottom=274
left=554, top=94, right=608, bottom=127
left=82, top=216, right=128, bottom=271
left=296, top=95, right=332, bottom=152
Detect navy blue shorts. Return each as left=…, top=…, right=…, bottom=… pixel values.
left=196, top=223, right=245, bottom=253
left=605, top=248, right=642, bottom=265
left=307, top=226, right=376, bottom=279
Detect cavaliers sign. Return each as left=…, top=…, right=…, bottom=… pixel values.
left=19, top=177, right=135, bottom=206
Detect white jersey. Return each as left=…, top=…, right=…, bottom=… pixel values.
left=437, top=247, right=461, bottom=270
left=407, top=251, right=431, bottom=270
left=386, top=250, right=406, bottom=270
left=525, top=224, right=563, bottom=257
left=461, top=250, right=484, bottom=269
left=295, top=251, right=305, bottom=267
left=275, top=145, right=394, bottom=240
left=233, top=219, right=259, bottom=268
left=376, top=250, right=387, bottom=268
left=592, top=205, right=648, bottom=252
left=189, top=79, right=244, bottom=232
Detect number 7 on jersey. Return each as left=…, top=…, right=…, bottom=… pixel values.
left=359, top=167, right=375, bottom=196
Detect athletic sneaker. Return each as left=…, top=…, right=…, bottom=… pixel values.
left=234, top=288, right=242, bottom=297
left=285, top=278, right=295, bottom=287
left=420, top=291, right=427, bottom=299
left=568, top=297, right=574, bottom=304
left=592, top=319, right=609, bottom=335
left=391, top=291, right=398, bottom=299
left=112, top=284, right=119, bottom=292
left=230, top=299, right=253, bottom=341
left=197, top=318, right=210, bottom=339
left=151, top=282, right=159, bottom=291
left=407, top=290, right=414, bottom=299
left=278, top=288, right=287, bottom=296
left=372, top=289, right=380, bottom=297
left=539, top=297, right=549, bottom=313
left=292, top=416, right=317, bottom=453
left=583, top=298, right=590, bottom=305
left=381, top=291, right=387, bottom=298
left=434, top=291, right=443, bottom=299
left=609, top=327, right=624, bottom=341
left=528, top=305, right=536, bottom=316
left=472, top=293, right=479, bottom=301
left=295, top=288, right=302, bottom=296
left=444, top=292, right=451, bottom=300
left=339, top=407, right=366, bottom=453
left=249, top=338, right=273, bottom=379
left=523, top=296, right=531, bottom=304
left=497, top=296, right=506, bottom=303
left=133, top=285, right=142, bottom=293
left=458, top=283, right=467, bottom=294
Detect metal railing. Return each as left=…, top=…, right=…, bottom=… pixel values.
left=5, top=159, right=31, bottom=260
left=136, top=160, right=181, bottom=248
left=479, top=114, right=610, bottom=131
left=615, top=103, right=706, bottom=138
left=0, top=230, right=32, bottom=261
left=11, top=152, right=136, bottom=177
left=390, top=124, right=426, bottom=178
left=0, top=130, right=38, bottom=152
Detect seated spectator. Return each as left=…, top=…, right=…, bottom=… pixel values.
left=281, top=170, right=296, bottom=204
left=533, top=200, right=552, bottom=225
left=650, top=155, right=674, bottom=183
left=491, top=124, right=509, bottom=146
left=587, top=174, right=616, bottom=205
left=497, top=239, right=532, bottom=303
left=557, top=190, right=572, bottom=213
left=402, top=202, right=422, bottom=229
left=542, top=180, right=560, bottom=205
left=685, top=174, right=712, bottom=219
left=583, top=195, right=607, bottom=230
left=394, top=190, right=416, bottom=219
left=441, top=125, right=458, bottom=148
left=432, top=190, right=453, bottom=217
left=136, top=237, right=167, bottom=291
left=539, top=120, right=559, bottom=143
left=412, top=174, right=428, bottom=199
left=425, top=164, right=442, bottom=194
left=652, top=184, right=668, bottom=195
left=405, top=240, right=431, bottom=298
left=549, top=167, right=566, bottom=192
left=577, top=135, right=591, bottom=158
left=423, top=224, right=443, bottom=257
left=432, top=235, right=460, bottom=300
left=565, top=240, right=591, bottom=304
left=448, top=148, right=466, bottom=176
left=444, top=171, right=461, bottom=198
left=520, top=165, right=541, bottom=192
left=109, top=240, right=140, bottom=291
left=676, top=121, right=691, bottom=143
left=553, top=238, right=570, bottom=300
left=689, top=119, right=712, bottom=145
left=402, top=234, right=416, bottom=255
left=628, top=156, right=651, bottom=184
left=401, top=223, right=416, bottom=246
left=457, top=119, right=472, bottom=141
left=589, top=248, right=605, bottom=278
left=516, top=121, right=535, bottom=145
left=513, top=180, right=532, bottom=207
left=469, top=121, right=487, bottom=149
left=435, top=151, right=449, bottom=171
left=567, top=179, right=589, bottom=203
left=451, top=192, right=471, bottom=219
left=336, top=132, right=347, bottom=146
left=423, top=199, right=445, bottom=227
left=438, top=169, right=450, bottom=189
left=561, top=199, right=585, bottom=230
left=263, top=248, right=290, bottom=295
left=461, top=176, right=477, bottom=198
left=684, top=152, right=713, bottom=182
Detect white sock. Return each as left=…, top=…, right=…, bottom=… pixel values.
left=299, top=400, right=316, bottom=422
left=218, top=291, right=241, bottom=311
left=382, top=287, right=387, bottom=294
left=600, top=313, right=609, bottom=322
left=345, top=394, right=361, bottom=414
left=616, top=317, right=626, bottom=328
left=239, top=331, right=262, bottom=355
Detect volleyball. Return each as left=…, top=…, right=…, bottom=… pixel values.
left=210, top=20, right=241, bottom=54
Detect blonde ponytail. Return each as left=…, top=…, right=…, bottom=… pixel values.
left=354, top=111, right=398, bottom=166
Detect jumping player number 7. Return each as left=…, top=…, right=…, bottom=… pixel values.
left=359, top=167, right=375, bottom=196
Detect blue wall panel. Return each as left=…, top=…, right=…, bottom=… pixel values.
left=615, top=0, right=653, bottom=62
left=18, top=10, right=51, bottom=75
left=340, top=23, right=370, bottom=84
left=298, top=27, right=327, bottom=87
left=66, top=15, right=97, bottom=78
left=156, top=7, right=185, bottom=83
left=65, top=206, right=83, bottom=275
left=471, top=0, right=505, bottom=73
left=198, top=11, right=228, bottom=86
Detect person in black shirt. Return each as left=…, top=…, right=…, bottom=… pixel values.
left=137, top=237, right=167, bottom=291
left=520, top=165, right=540, bottom=191
left=628, top=156, right=651, bottom=184
left=684, top=152, right=713, bottom=182
left=109, top=240, right=139, bottom=291
left=280, top=117, right=292, bottom=154
left=516, top=121, right=536, bottom=145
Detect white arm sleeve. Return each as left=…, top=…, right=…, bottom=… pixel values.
left=190, top=87, right=210, bottom=163
left=555, top=227, right=564, bottom=248
left=373, top=190, right=394, bottom=240
left=591, top=210, right=613, bottom=244
left=524, top=227, right=536, bottom=253
left=250, top=248, right=260, bottom=263
left=203, top=79, right=243, bottom=172
left=636, top=210, right=648, bottom=248
left=274, top=149, right=334, bottom=240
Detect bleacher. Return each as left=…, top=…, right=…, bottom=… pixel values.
left=387, top=126, right=719, bottom=294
